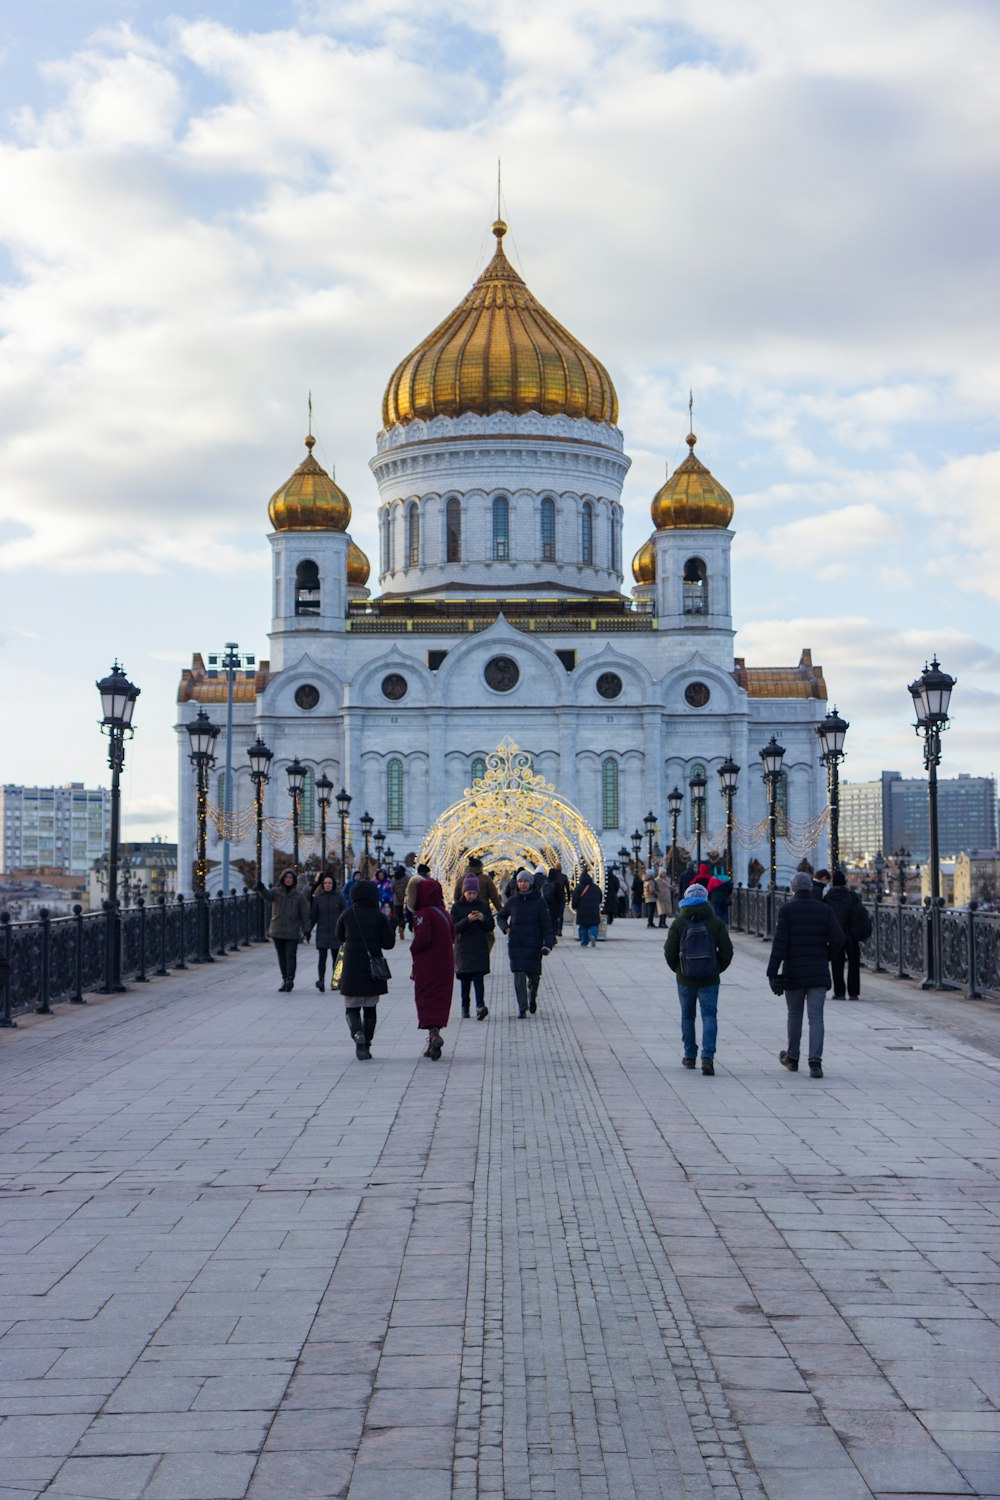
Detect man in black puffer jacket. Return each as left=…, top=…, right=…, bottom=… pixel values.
left=767, top=871, right=844, bottom=1078
left=497, top=872, right=553, bottom=1018
left=823, top=870, right=870, bottom=1001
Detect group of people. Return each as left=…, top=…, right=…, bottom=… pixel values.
left=636, top=861, right=733, bottom=928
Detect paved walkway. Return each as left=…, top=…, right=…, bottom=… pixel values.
left=1, top=922, right=998, bottom=1500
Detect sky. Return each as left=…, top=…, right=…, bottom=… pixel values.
left=0, top=0, right=997, bottom=844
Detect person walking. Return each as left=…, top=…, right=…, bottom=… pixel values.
left=603, top=866, right=620, bottom=927
left=543, top=868, right=565, bottom=944
left=823, top=870, right=871, bottom=1000
left=655, top=868, right=672, bottom=928
left=767, top=871, right=845, bottom=1078
left=630, top=870, right=643, bottom=918
left=642, top=870, right=658, bottom=927
left=707, top=873, right=732, bottom=927
left=410, top=878, right=454, bottom=1059
left=334, top=878, right=395, bottom=1060
left=451, top=874, right=494, bottom=1020
left=571, top=868, right=602, bottom=947
left=677, top=862, right=697, bottom=899
left=391, top=865, right=410, bottom=938
left=451, top=855, right=503, bottom=912
left=497, top=871, right=553, bottom=1018
left=257, top=867, right=311, bottom=992
left=310, top=873, right=344, bottom=991
left=664, top=881, right=733, bottom=1076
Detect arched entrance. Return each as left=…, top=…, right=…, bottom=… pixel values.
left=420, top=737, right=605, bottom=892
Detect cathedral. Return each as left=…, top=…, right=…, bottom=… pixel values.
left=176, top=217, right=831, bottom=888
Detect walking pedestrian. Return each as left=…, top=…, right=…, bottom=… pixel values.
left=257, top=868, right=311, bottom=992
left=707, top=873, right=732, bottom=927
left=603, top=866, right=620, bottom=927
left=450, top=875, right=494, bottom=1020
left=411, top=878, right=454, bottom=1059
left=823, top=870, right=871, bottom=1000
left=391, top=865, right=410, bottom=938
left=310, top=873, right=344, bottom=991
left=767, top=871, right=845, bottom=1078
left=630, top=870, right=643, bottom=918
left=655, top=868, right=672, bottom=928
left=334, top=879, right=396, bottom=1060
left=571, top=868, right=602, bottom=947
left=642, top=870, right=658, bottom=927
left=451, top=855, right=503, bottom=912
left=664, top=881, right=733, bottom=1075
left=543, top=868, right=565, bottom=943
left=497, top=871, right=553, bottom=1017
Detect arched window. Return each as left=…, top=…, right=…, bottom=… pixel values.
left=610, top=510, right=620, bottom=573
left=541, top=498, right=556, bottom=561
left=295, top=559, right=320, bottom=616
left=471, top=757, right=486, bottom=785
left=446, top=497, right=461, bottom=563
left=602, top=759, right=619, bottom=830
left=581, top=501, right=594, bottom=566
left=387, top=759, right=404, bottom=830
left=299, top=768, right=316, bottom=835
left=683, top=557, right=708, bottom=615
left=381, top=513, right=390, bottom=575
left=776, top=771, right=789, bottom=836
left=492, top=496, right=510, bottom=561
left=407, top=503, right=420, bottom=567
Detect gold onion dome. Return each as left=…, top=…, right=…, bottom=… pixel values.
left=268, top=435, right=352, bottom=532
left=346, top=538, right=370, bottom=587
left=381, top=220, right=618, bottom=429
left=651, top=433, right=734, bottom=530
left=632, top=536, right=656, bottom=585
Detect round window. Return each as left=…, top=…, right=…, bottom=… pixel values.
left=381, top=673, right=408, bottom=701
left=685, top=681, right=711, bottom=708
left=294, top=684, right=320, bottom=711
left=484, top=656, right=520, bottom=692
left=596, top=672, right=623, bottom=700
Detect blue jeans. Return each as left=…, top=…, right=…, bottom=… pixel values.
left=578, top=924, right=599, bottom=946
left=677, top=982, right=718, bottom=1059
left=785, top=986, right=825, bottom=1063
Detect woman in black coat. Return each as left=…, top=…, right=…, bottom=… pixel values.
left=497, top=873, right=553, bottom=1018
left=571, top=870, right=603, bottom=947
left=310, top=874, right=344, bottom=992
left=334, top=879, right=396, bottom=1060
left=450, top=874, right=495, bottom=1021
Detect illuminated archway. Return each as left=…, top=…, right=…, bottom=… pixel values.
left=420, top=737, right=605, bottom=892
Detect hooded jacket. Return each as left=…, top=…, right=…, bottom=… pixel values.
left=335, top=880, right=396, bottom=997
left=411, top=879, right=455, bottom=1026
left=571, top=874, right=602, bottom=927
left=664, top=895, right=733, bottom=985
left=257, top=875, right=311, bottom=941
left=497, top=885, right=553, bottom=975
left=310, top=885, right=344, bottom=948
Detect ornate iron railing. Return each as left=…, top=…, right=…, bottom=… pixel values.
left=0, top=891, right=267, bottom=1024
left=730, top=887, right=1000, bottom=997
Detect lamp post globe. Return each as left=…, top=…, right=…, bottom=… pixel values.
left=97, top=662, right=140, bottom=993
left=758, top=736, right=786, bottom=890
left=816, top=706, right=849, bottom=873
left=630, top=828, right=642, bottom=871
left=717, top=759, right=739, bottom=880
left=374, top=828, right=386, bottom=864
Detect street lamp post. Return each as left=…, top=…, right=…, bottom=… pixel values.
left=286, top=759, right=307, bottom=867
left=361, top=811, right=374, bottom=874
left=315, top=773, right=333, bottom=872
left=717, top=760, right=739, bottom=880
left=617, top=844, right=630, bottom=910
left=336, top=787, right=352, bottom=882
left=186, top=708, right=220, bottom=964
left=383, top=846, right=394, bottom=868
left=97, top=662, right=140, bottom=993
left=759, top=736, right=786, bottom=890
left=247, top=735, right=272, bottom=938
left=816, top=706, right=849, bottom=873
left=643, top=810, right=657, bottom=870
left=894, top=846, right=910, bottom=902
left=874, top=850, right=886, bottom=901
left=666, top=786, right=683, bottom=888
left=374, top=828, right=386, bottom=865
left=908, top=657, right=955, bottom=908
left=688, top=773, right=707, bottom=868
left=207, top=643, right=255, bottom=896
left=630, top=828, right=642, bottom=878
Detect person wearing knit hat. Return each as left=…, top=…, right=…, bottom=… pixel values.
left=256, top=867, right=311, bottom=992
left=450, top=874, right=495, bottom=1020
left=663, top=880, right=733, bottom=1076
left=451, top=855, right=503, bottom=912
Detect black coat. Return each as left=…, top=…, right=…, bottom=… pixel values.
left=335, top=898, right=396, bottom=997
left=602, top=871, right=620, bottom=916
left=767, top=891, right=844, bottom=990
left=571, top=876, right=602, bottom=926
left=823, top=885, right=865, bottom=944
left=450, top=897, right=494, bottom=975
left=497, top=888, right=553, bottom=975
left=310, top=888, right=344, bottom=948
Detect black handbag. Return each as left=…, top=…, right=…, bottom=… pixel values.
left=353, top=909, right=391, bottom=983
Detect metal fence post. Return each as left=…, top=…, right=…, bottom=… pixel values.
left=156, top=895, right=169, bottom=977
left=37, top=908, right=53, bottom=1015
left=229, top=890, right=240, bottom=952
left=216, top=891, right=227, bottom=957
left=966, top=902, right=980, bottom=999
left=873, top=895, right=883, bottom=973
left=0, top=912, right=15, bottom=1028
left=135, top=898, right=149, bottom=983
left=175, top=893, right=188, bottom=970
left=70, top=904, right=86, bottom=1003
left=241, top=889, right=251, bottom=947
left=897, top=899, right=906, bottom=980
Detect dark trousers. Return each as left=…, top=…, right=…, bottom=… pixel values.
left=459, top=974, right=485, bottom=1012
left=513, top=971, right=539, bottom=1014
left=831, top=940, right=861, bottom=998
left=273, top=937, right=298, bottom=981
left=317, top=945, right=338, bottom=984
left=345, top=1006, right=377, bottom=1042
left=644, top=902, right=656, bottom=927
left=394, top=903, right=408, bottom=936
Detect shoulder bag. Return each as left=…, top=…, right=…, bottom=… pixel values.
left=353, top=908, right=391, bottom=983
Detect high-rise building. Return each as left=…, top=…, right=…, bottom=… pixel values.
left=0, top=783, right=111, bottom=876
left=840, top=771, right=997, bottom=864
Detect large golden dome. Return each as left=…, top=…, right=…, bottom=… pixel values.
left=268, top=435, right=351, bottom=532
left=346, top=538, right=370, bottom=587
left=381, top=220, right=618, bottom=429
left=651, top=432, right=734, bottom=530
left=632, top=536, right=656, bottom=585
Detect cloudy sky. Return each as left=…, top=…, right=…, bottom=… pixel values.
left=1, top=0, right=997, bottom=843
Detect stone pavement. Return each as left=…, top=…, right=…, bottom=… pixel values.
left=0, top=921, right=998, bottom=1500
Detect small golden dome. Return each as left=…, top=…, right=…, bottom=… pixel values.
left=268, top=435, right=352, bottom=532
left=346, top=538, right=370, bottom=587
left=651, top=433, right=734, bottom=530
left=632, top=536, right=656, bottom=585
left=382, top=220, right=618, bottom=429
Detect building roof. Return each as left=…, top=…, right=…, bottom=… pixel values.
left=732, top=649, right=828, bottom=700
left=177, top=654, right=271, bottom=704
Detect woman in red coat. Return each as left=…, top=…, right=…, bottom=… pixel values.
left=410, top=878, right=454, bottom=1059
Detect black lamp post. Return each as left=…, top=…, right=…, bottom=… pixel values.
left=643, top=810, right=657, bottom=869
left=630, top=828, right=642, bottom=875
left=894, top=846, right=910, bottom=902
left=336, top=786, right=352, bottom=881
left=874, top=850, right=886, bottom=901
left=247, top=735, right=272, bottom=937
left=315, top=773, right=333, bottom=871
left=187, top=708, right=219, bottom=964
left=717, top=760, right=739, bottom=880
left=374, top=828, right=386, bottom=865
left=97, top=661, right=140, bottom=993
left=908, top=657, right=956, bottom=908
left=817, top=706, right=849, bottom=873
left=617, top=845, right=630, bottom=909
left=383, top=845, right=394, bottom=867
left=759, top=736, right=786, bottom=889
left=667, top=785, right=683, bottom=884
left=286, top=758, right=306, bottom=867
left=688, top=773, right=707, bottom=867
left=361, top=810, right=374, bottom=874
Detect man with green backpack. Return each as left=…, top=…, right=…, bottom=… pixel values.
left=664, top=881, right=734, bottom=1076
